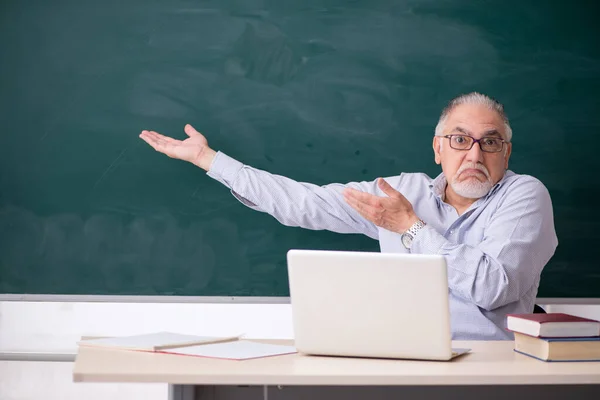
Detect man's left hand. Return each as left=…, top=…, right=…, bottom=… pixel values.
left=343, top=178, right=420, bottom=233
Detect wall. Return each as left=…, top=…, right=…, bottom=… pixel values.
left=0, top=300, right=293, bottom=400
left=1, top=301, right=598, bottom=400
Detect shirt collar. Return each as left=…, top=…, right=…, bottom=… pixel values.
left=429, top=170, right=512, bottom=202
left=486, top=170, right=513, bottom=199
left=429, top=173, right=448, bottom=201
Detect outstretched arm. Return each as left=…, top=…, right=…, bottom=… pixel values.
left=139, top=125, right=380, bottom=239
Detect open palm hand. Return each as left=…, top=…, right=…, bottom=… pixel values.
left=139, top=124, right=215, bottom=170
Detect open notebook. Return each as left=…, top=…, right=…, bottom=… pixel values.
left=78, top=332, right=297, bottom=360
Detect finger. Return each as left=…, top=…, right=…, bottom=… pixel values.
left=343, top=188, right=383, bottom=207
left=139, top=130, right=152, bottom=140
left=139, top=133, right=161, bottom=149
left=139, top=130, right=158, bottom=145
left=144, top=130, right=172, bottom=141
left=140, top=134, right=178, bottom=155
left=140, top=134, right=164, bottom=152
left=344, top=194, right=384, bottom=224
left=184, top=124, right=201, bottom=137
left=141, top=134, right=168, bottom=152
left=350, top=202, right=385, bottom=227
left=140, top=130, right=163, bottom=143
left=344, top=195, right=370, bottom=219
left=148, top=131, right=180, bottom=145
left=140, top=131, right=180, bottom=148
left=377, top=178, right=402, bottom=199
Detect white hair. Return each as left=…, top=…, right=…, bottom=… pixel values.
left=434, top=92, right=512, bottom=142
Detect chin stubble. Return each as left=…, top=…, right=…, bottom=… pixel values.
left=450, top=163, right=493, bottom=199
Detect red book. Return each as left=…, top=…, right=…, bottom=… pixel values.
left=507, top=313, right=600, bottom=338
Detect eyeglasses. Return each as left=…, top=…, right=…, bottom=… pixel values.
left=442, top=134, right=506, bottom=153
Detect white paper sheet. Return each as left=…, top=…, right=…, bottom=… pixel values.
left=78, top=332, right=240, bottom=351
left=163, top=340, right=297, bottom=360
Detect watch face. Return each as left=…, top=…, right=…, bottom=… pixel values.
left=401, top=233, right=413, bottom=249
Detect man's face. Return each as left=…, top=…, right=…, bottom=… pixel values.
left=433, top=104, right=512, bottom=199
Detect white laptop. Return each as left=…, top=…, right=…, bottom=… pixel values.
left=286, top=249, right=470, bottom=361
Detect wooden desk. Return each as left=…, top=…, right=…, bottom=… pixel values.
left=73, top=340, right=600, bottom=400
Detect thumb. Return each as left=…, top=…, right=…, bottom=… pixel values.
left=184, top=124, right=201, bottom=137
left=377, top=178, right=401, bottom=199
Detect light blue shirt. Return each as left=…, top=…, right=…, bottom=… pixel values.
left=207, top=152, right=558, bottom=340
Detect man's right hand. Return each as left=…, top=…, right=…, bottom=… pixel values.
left=139, top=124, right=217, bottom=171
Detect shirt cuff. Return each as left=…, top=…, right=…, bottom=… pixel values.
left=410, top=225, right=448, bottom=255
left=206, top=151, right=245, bottom=188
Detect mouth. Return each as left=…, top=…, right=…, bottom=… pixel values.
left=461, top=168, right=486, bottom=177
left=458, top=168, right=489, bottom=182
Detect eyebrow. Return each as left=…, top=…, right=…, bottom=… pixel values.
left=451, top=127, right=502, bottom=137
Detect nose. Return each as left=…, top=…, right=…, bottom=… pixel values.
left=466, top=141, right=484, bottom=163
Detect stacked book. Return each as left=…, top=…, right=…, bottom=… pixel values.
left=507, top=313, right=600, bottom=362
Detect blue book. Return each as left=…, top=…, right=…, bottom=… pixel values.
left=513, top=332, right=600, bottom=362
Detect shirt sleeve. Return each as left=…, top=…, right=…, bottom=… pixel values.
left=410, top=178, right=558, bottom=311
left=206, top=151, right=380, bottom=239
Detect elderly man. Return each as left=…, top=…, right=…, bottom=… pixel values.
left=139, top=92, right=558, bottom=340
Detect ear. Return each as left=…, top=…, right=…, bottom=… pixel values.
left=504, top=142, right=512, bottom=169
left=433, top=136, right=442, bottom=165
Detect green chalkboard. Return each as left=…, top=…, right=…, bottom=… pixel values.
left=1, top=0, right=599, bottom=297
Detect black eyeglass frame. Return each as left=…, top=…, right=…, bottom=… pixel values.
left=442, top=134, right=507, bottom=153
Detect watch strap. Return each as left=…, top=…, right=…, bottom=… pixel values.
left=405, top=219, right=426, bottom=239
